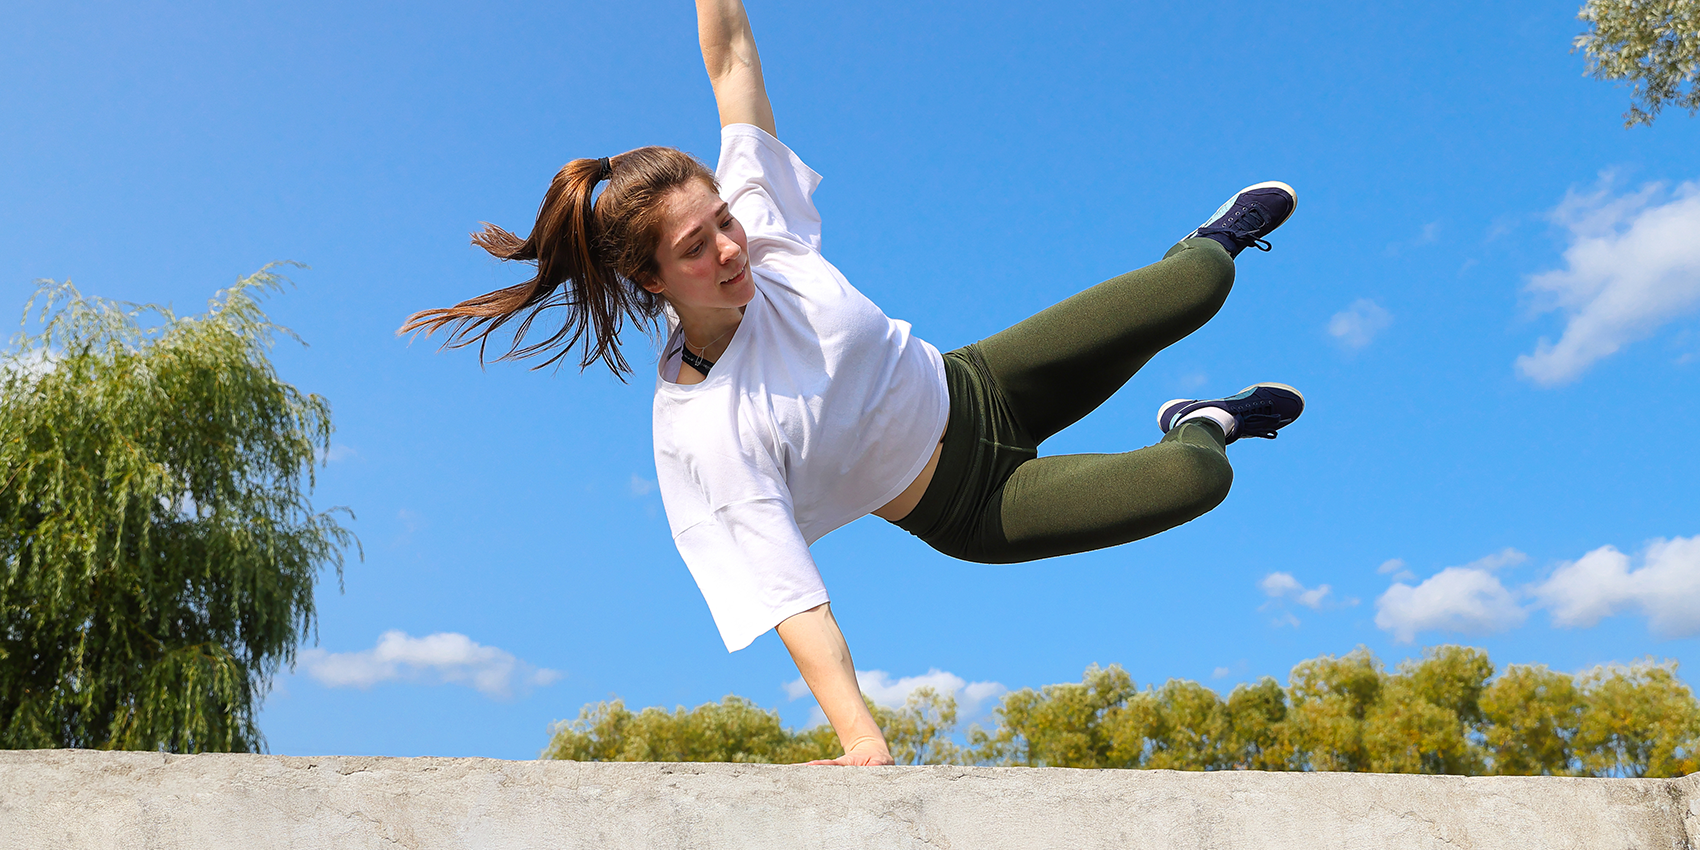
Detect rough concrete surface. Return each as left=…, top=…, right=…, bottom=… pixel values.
left=1, top=750, right=1696, bottom=849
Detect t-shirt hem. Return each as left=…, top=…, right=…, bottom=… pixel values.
left=721, top=588, right=832, bottom=653
left=846, top=340, right=951, bottom=523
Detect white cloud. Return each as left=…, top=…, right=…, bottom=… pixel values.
left=1328, top=299, right=1393, bottom=350
left=1295, top=586, right=1332, bottom=609
left=320, top=443, right=357, bottom=463
left=629, top=475, right=657, bottom=497
left=1516, top=177, right=1700, bottom=385
left=962, top=680, right=1007, bottom=705
left=1260, top=571, right=1333, bottom=609
left=1485, top=215, right=1519, bottom=242
left=1211, top=666, right=1232, bottom=679
left=1175, top=370, right=1210, bottom=390
left=1377, top=558, right=1416, bottom=582
left=1371, top=540, right=1700, bottom=642
left=1375, top=565, right=1527, bottom=643
left=1463, top=547, right=1528, bottom=572
left=785, top=668, right=1006, bottom=726
left=299, top=630, right=560, bottom=699
left=1385, top=221, right=1441, bottom=256
left=1531, top=536, right=1700, bottom=637
left=854, top=669, right=1005, bottom=713
left=392, top=509, right=423, bottom=547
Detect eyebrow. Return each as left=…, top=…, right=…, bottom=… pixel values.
left=672, top=203, right=731, bottom=251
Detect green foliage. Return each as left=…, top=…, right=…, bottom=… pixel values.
left=542, top=687, right=969, bottom=765
left=1576, top=0, right=1700, bottom=125
left=1362, top=646, right=1493, bottom=775
left=968, top=664, right=1134, bottom=768
left=1108, top=678, right=1234, bottom=770
left=551, top=647, right=1700, bottom=777
left=0, top=271, right=355, bottom=752
left=1481, top=664, right=1583, bottom=775
left=1223, top=677, right=1293, bottom=770
left=541, top=696, right=838, bottom=763
left=1284, top=648, right=1384, bottom=771
left=540, top=695, right=827, bottom=763
left=1573, top=661, right=1700, bottom=777
left=871, top=686, right=963, bottom=765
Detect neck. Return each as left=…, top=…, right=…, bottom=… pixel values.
left=675, top=304, right=745, bottom=361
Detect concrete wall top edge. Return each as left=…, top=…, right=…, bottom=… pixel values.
left=2, top=750, right=1695, bottom=850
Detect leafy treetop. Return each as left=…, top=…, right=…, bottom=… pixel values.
left=0, top=269, right=355, bottom=752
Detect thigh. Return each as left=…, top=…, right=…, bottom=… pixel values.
left=976, top=239, right=1235, bottom=443
left=990, top=422, right=1234, bottom=563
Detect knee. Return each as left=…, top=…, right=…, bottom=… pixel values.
left=1190, top=240, right=1237, bottom=304
left=1161, top=443, right=1234, bottom=516
left=1164, top=239, right=1236, bottom=316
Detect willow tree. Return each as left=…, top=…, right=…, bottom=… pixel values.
left=0, top=270, right=355, bottom=752
left=1576, top=0, right=1700, bottom=125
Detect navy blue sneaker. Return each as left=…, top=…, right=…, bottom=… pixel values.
left=1182, top=181, right=1298, bottom=257
left=1158, top=383, right=1305, bottom=444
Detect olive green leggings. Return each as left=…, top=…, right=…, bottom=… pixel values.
left=893, top=238, right=1238, bottom=563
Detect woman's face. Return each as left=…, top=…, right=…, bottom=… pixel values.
left=643, top=179, right=752, bottom=315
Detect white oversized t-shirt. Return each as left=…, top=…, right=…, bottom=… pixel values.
left=652, top=124, right=949, bottom=652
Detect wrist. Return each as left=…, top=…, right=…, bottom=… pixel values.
left=845, top=734, right=890, bottom=755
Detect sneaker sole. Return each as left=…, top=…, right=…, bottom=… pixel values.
left=1181, top=181, right=1300, bottom=243
left=1157, top=382, right=1307, bottom=432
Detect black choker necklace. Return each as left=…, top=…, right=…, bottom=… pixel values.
left=680, top=325, right=731, bottom=377
left=680, top=348, right=714, bottom=375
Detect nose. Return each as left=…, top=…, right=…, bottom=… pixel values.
left=716, top=232, right=740, bottom=264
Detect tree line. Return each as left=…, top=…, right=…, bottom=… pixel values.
left=544, top=646, right=1700, bottom=778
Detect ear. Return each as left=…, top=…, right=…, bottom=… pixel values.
left=637, top=274, right=665, bottom=295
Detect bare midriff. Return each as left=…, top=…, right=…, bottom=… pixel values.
left=871, top=428, right=946, bottom=522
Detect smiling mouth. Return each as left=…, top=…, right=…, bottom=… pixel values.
left=722, top=264, right=747, bottom=286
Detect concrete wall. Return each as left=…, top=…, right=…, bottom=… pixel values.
left=2, top=750, right=1695, bottom=850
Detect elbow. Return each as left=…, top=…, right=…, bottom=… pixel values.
left=700, top=26, right=760, bottom=81
left=703, top=51, right=758, bottom=87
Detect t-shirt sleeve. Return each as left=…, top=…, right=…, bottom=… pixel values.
left=672, top=498, right=830, bottom=652
left=716, top=124, right=824, bottom=251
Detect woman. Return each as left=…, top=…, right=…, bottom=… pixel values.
left=402, top=0, right=1304, bottom=766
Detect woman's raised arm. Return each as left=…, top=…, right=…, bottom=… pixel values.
left=696, top=0, right=777, bottom=136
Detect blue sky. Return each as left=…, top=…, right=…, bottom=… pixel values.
left=5, top=0, right=1699, bottom=759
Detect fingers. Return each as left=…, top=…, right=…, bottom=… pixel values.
left=805, top=753, right=897, bottom=766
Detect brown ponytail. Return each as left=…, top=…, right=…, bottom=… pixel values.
left=399, top=146, right=718, bottom=377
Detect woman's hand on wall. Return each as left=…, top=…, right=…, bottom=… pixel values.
left=775, top=602, right=894, bottom=766
left=807, top=739, right=897, bottom=767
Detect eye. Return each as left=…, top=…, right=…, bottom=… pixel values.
left=718, top=217, right=734, bottom=230
left=685, top=242, right=704, bottom=258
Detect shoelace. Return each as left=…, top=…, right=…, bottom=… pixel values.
left=1231, top=399, right=1285, bottom=439
left=1196, top=227, right=1274, bottom=252
left=1199, top=205, right=1276, bottom=252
